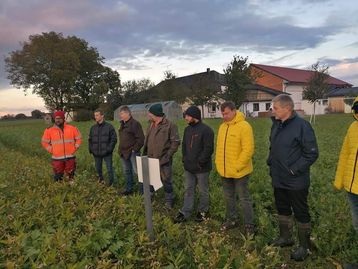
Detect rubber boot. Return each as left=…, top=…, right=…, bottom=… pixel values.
left=271, top=215, right=295, bottom=247
left=291, top=222, right=311, bottom=261
left=165, top=192, right=174, bottom=209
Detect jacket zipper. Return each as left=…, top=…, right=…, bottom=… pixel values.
left=349, top=149, right=358, bottom=192
left=223, top=125, right=229, bottom=177
left=60, top=129, right=66, bottom=158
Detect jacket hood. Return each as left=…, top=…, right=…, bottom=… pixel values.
left=353, top=96, right=358, bottom=121
left=226, top=111, right=245, bottom=125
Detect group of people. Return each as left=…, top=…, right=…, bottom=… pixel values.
left=41, top=94, right=358, bottom=266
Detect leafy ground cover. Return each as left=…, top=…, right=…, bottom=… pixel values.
left=0, top=114, right=357, bottom=268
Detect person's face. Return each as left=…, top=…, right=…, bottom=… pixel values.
left=221, top=107, right=236, bottom=122
left=119, top=111, right=130, bottom=122
left=147, top=112, right=156, bottom=122
left=94, top=112, right=104, bottom=123
left=54, top=116, right=64, bottom=126
left=185, top=114, right=196, bottom=124
left=272, top=102, right=291, bottom=121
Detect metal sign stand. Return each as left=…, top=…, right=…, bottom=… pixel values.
left=140, top=156, right=155, bottom=241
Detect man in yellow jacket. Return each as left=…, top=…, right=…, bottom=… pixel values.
left=215, top=101, right=255, bottom=234
left=334, top=97, right=358, bottom=269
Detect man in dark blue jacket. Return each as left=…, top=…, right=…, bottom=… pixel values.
left=89, top=109, right=117, bottom=186
left=174, top=106, right=214, bottom=223
left=267, top=94, right=318, bottom=261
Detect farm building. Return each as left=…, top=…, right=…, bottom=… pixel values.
left=114, top=101, right=183, bottom=122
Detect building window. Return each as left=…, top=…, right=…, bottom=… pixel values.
left=266, top=103, right=271, bottom=111
left=208, top=104, right=216, bottom=113
left=253, top=103, right=259, bottom=111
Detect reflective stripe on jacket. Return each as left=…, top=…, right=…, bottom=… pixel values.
left=41, top=123, right=82, bottom=159
left=334, top=96, right=358, bottom=194
left=215, top=111, right=254, bottom=179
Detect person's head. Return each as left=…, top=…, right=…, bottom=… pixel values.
left=148, top=103, right=164, bottom=122
left=184, top=106, right=201, bottom=124
left=53, top=110, right=65, bottom=126
left=271, top=94, right=294, bottom=121
left=352, top=96, right=358, bottom=120
left=118, top=105, right=131, bottom=122
left=94, top=109, right=104, bottom=124
left=220, top=101, right=236, bottom=122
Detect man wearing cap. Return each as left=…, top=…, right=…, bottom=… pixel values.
left=334, top=97, right=358, bottom=269
left=174, top=106, right=214, bottom=223
left=41, top=110, right=82, bottom=182
left=143, top=103, right=180, bottom=208
left=88, top=109, right=117, bottom=186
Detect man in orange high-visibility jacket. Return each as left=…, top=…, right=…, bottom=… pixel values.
left=41, top=111, right=82, bottom=182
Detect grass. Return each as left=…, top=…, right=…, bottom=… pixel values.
left=0, top=114, right=357, bottom=268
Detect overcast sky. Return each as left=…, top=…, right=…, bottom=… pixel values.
left=1, top=0, right=357, bottom=116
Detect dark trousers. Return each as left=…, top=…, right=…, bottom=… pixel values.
left=94, top=154, right=115, bottom=185
left=274, top=187, right=310, bottom=223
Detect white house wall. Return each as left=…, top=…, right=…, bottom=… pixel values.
left=284, top=85, right=303, bottom=110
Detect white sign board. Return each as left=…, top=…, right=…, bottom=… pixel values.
left=136, top=157, right=163, bottom=191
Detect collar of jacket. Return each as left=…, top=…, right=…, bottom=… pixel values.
left=353, top=97, right=358, bottom=121
left=97, top=120, right=106, bottom=126
left=224, top=111, right=245, bottom=125
left=271, top=111, right=297, bottom=127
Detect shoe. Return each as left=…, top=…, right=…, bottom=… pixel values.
left=244, top=224, right=256, bottom=236
left=343, top=262, right=358, bottom=269
left=174, top=212, right=186, bottom=223
left=271, top=215, right=295, bottom=247
left=121, top=190, right=133, bottom=196
left=221, top=220, right=239, bottom=231
left=291, top=222, right=311, bottom=261
left=195, top=212, right=209, bottom=222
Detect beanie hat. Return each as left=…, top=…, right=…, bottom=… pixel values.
left=149, top=103, right=164, bottom=117
left=352, top=100, right=358, bottom=114
left=184, top=106, right=201, bottom=121
left=53, top=110, right=65, bottom=119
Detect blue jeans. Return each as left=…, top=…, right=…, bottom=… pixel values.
left=180, top=171, right=210, bottom=218
left=222, top=176, right=254, bottom=225
left=94, top=154, right=115, bottom=185
left=120, top=152, right=138, bottom=192
left=347, top=192, right=358, bottom=232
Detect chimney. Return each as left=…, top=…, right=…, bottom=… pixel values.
left=206, top=68, right=210, bottom=73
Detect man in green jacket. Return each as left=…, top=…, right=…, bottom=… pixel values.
left=143, top=103, right=180, bottom=208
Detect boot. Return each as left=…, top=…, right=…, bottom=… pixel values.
left=271, top=215, right=294, bottom=247
left=165, top=192, right=175, bottom=209
left=291, top=222, right=311, bottom=261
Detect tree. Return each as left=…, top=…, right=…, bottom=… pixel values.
left=15, top=113, right=27, bottom=120
left=122, top=78, right=155, bottom=104
left=303, top=62, right=330, bottom=116
left=223, top=55, right=255, bottom=108
left=5, top=32, right=118, bottom=112
left=31, top=109, right=45, bottom=119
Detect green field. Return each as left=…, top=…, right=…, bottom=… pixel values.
left=0, top=114, right=357, bottom=268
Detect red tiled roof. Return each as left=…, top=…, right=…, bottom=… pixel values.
left=251, top=63, right=352, bottom=86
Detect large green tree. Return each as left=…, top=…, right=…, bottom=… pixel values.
left=223, top=55, right=255, bottom=108
left=122, top=78, right=155, bottom=104
left=5, top=32, right=120, bottom=111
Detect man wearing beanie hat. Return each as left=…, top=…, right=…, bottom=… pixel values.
left=143, top=103, right=180, bottom=208
left=174, top=106, right=214, bottom=223
left=334, top=96, right=358, bottom=269
left=41, top=110, right=82, bottom=183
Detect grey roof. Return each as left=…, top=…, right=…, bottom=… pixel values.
left=245, top=84, right=290, bottom=96
left=326, top=87, right=358, bottom=97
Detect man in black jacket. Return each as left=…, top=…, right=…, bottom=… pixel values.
left=174, top=106, right=214, bottom=223
left=267, top=94, right=318, bottom=261
left=89, top=109, right=117, bottom=186
left=118, top=105, right=145, bottom=195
